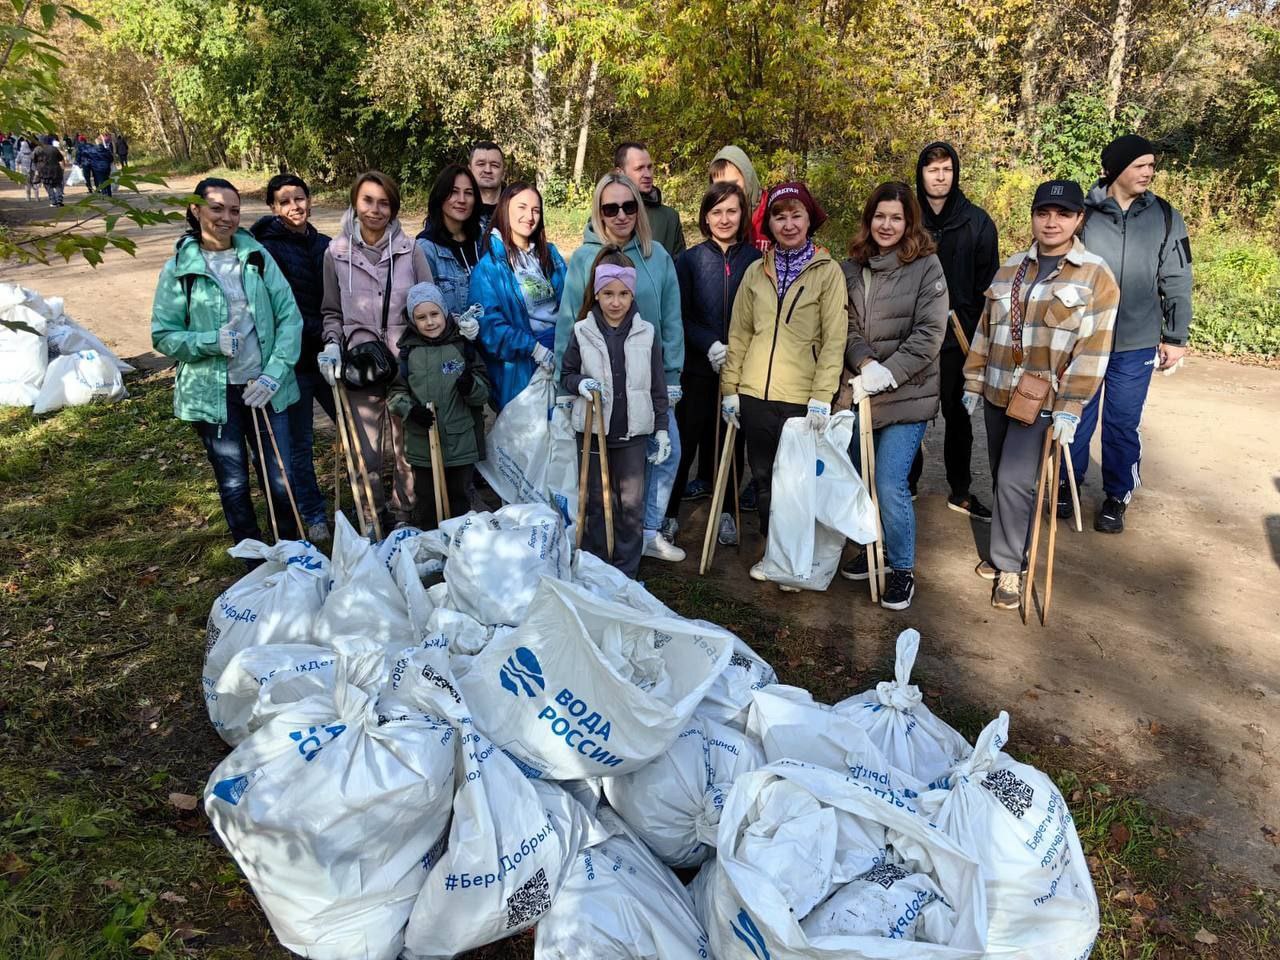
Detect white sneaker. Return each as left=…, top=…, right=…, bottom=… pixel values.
left=749, top=561, right=770, bottom=582
left=778, top=583, right=800, bottom=593
left=642, top=533, right=686, bottom=562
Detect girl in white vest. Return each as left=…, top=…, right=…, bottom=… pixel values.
left=560, top=248, right=672, bottom=578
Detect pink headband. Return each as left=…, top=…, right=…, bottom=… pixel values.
left=594, top=264, right=636, bottom=295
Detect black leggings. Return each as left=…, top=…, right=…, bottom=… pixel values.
left=412, top=463, right=474, bottom=530
left=739, top=395, right=807, bottom=533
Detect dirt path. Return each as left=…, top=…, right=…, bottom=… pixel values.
left=3, top=172, right=1278, bottom=886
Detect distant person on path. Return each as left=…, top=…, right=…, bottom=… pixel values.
left=416, top=164, right=485, bottom=316
left=115, top=132, right=129, bottom=168
left=74, top=135, right=94, bottom=193
left=840, top=182, right=948, bottom=611
left=720, top=181, right=847, bottom=588
left=318, top=170, right=433, bottom=529
left=556, top=171, right=686, bottom=562
left=1, top=135, right=16, bottom=171
left=709, top=145, right=769, bottom=251
left=909, top=140, right=999, bottom=519
left=668, top=181, right=759, bottom=547
left=251, top=173, right=334, bottom=543
left=469, top=181, right=567, bottom=410
left=150, top=177, right=304, bottom=547
left=31, top=136, right=64, bottom=207
left=89, top=134, right=114, bottom=197
left=614, top=140, right=686, bottom=256
left=560, top=248, right=672, bottom=578
left=468, top=141, right=505, bottom=234
left=16, top=137, right=38, bottom=200
left=1071, top=134, right=1193, bottom=533
left=963, top=180, right=1118, bottom=609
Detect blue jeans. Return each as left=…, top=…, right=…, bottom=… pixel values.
left=849, top=420, right=927, bottom=571
left=643, top=411, right=681, bottom=535
left=194, top=385, right=299, bottom=544
left=288, top=366, right=337, bottom=526
left=1066, top=347, right=1158, bottom=502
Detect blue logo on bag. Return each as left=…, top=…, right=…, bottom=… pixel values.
left=731, top=907, right=771, bottom=958
left=500, top=647, right=546, bottom=697
left=211, top=774, right=250, bottom=806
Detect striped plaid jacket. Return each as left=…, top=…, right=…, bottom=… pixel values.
left=963, top=237, right=1119, bottom=418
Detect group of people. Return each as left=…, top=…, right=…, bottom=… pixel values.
left=151, top=131, right=1192, bottom=613
left=1, top=131, right=127, bottom=206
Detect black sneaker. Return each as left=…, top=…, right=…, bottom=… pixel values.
left=739, top=480, right=758, bottom=512
left=684, top=478, right=711, bottom=501
left=840, top=551, right=869, bottom=581
left=880, top=569, right=915, bottom=610
left=1056, top=483, right=1074, bottom=520
left=947, top=492, right=991, bottom=522
left=1095, top=497, right=1126, bottom=533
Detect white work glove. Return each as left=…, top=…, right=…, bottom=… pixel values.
left=667, top=384, right=683, bottom=404
left=805, top=398, right=830, bottom=431
left=217, top=323, right=240, bottom=358
left=961, top=391, right=981, bottom=416
left=721, top=393, right=740, bottom=429
left=648, top=429, right=672, bottom=465
left=848, top=376, right=869, bottom=405
left=1051, top=411, right=1079, bottom=445
left=533, top=343, right=555, bottom=372
left=242, top=374, right=280, bottom=408
left=578, top=378, right=603, bottom=399
left=317, top=342, right=341, bottom=385
left=707, top=340, right=727, bottom=372
left=859, top=359, right=897, bottom=394
left=455, top=303, right=482, bottom=341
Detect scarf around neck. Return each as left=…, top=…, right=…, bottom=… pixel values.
left=776, top=240, right=816, bottom=300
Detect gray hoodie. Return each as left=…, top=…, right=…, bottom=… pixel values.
left=1081, top=182, right=1193, bottom=352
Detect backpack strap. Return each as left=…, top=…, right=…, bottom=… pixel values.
left=1155, top=196, right=1173, bottom=267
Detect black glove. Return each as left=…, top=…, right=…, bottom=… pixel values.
left=456, top=369, right=475, bottom=399
left=407, top=404, right=435, bottom=429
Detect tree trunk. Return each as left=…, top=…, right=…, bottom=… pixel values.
left=165, top=92, right=191, bottom=161
left=140, top=79, right=175, bottom=159
left=1016, top=21, right=1044, bottom=136
left=0, top=0, right=35, bottom=74
left=1106, top=0, right=1135, bottom=120
left=529, top=1, right=556, bottom=191
left=572, top=59, right=598, bottom=186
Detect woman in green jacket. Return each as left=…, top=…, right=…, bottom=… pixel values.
left=151, top=177, right=304, bottom=546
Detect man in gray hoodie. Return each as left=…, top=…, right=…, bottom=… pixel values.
left=1072, top=134, right=1193, bottom=534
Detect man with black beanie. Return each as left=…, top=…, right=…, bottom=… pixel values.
left=1073, top=134, right=1193, bottom=534
left=911, top=141, right=1000, bottom=520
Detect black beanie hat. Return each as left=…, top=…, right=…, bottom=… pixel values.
left=1101, top=135, right=1155, bottom=184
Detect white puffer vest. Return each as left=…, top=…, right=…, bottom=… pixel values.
left=570, top=315, right=655, bottom=440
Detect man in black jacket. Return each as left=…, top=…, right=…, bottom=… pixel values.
left=910, top=141, right=999, bottom=521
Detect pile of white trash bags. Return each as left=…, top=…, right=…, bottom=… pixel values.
left=0, top=282, right=131, bottom=412
left=200, top=502, right=1100, bottom=960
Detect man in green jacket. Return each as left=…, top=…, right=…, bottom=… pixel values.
left=614, top=140, right=686, bottom=256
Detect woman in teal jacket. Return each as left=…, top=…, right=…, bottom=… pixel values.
left=468, top=181, right=567, bottom=410
left=151, top=177, right=304, bottom=546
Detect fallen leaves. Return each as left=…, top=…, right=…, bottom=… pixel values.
left=0, top=851, right=30, bottom=882
left=131, top=931, right=163, bottom=953
left=167, top=792, right=198, bottom=811
left=1108, top=822, right=1131, bottom=850
left=1194, top=927, right=1219, bottom=944
left=24, top=659, right=48, bottom=671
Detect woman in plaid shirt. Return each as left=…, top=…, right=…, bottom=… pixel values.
left=962, top=180, right=1119, bottom=610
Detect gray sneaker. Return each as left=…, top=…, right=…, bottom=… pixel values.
left=659, top=517, right=679, bottom=543
left=991, top=571, right=1021, bottom=609
left=717, top=512, right=738, bottom=546
left=306, top=520, right=332, bottom=544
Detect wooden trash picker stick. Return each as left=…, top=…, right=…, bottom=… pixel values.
left=426, top=401, right=450, bottom=522
left=336, top=381, right=382, bottom=540
left=1040, top=438, right=1064, bottom=624
left=699, top=419, right=736, bottom=576
left=250, top=409, right=281, bottom=543
left=1062, top=444, right=1083, bottom=533
left=574, top=395, right=595, bottom=550
left=330, top=381, right=368, bottom=534
left=856, top=379, right=886, bottom=599
left=258, top=408, right=306, bottom=538
left=591, top=388, right=614, bottom=559
left=1021, top=426, right=1054, bottom=625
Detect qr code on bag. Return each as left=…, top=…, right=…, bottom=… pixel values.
left=204, top=619, right=221, bottom=655
left=504, top=867, right=551, bottom=929
left=981, top=767, right=1035, bottom=819
left=728, top=653, right=753, bottom=670
left=860, top=863, right=909, bottom=889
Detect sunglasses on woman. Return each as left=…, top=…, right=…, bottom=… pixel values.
left=601, top=200, right=639, bottom=218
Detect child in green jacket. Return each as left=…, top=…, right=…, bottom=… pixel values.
left=388, top=283, right=490, bottom=529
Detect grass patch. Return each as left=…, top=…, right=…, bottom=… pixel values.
left=1, top=373, right=1275, bottom=957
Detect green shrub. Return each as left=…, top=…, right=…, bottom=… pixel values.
left=1190, top=232, right=1280, bottom=356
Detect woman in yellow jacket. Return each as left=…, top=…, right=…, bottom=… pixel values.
left=720, top=182, right=848, bottom=581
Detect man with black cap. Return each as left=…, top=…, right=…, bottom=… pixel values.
left=962, top=180, right=1118, bottom=609
left=911, top=141, right=1000, bottom=520
left=1073, top=134, right=1193, bottom=533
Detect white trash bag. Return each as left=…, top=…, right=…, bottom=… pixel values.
left=203, top=539, right=330, bottom=737
left=313, top=512, right=413, bottom=652
left=375, top=525, right=447, bottom=577
left=761, top=413, right=878, bottom=591
left=31, top=348, right=127, bottom=415
left=831, top=629, right=971, bottom=785
left=603, top=715, right=764, bottom=867
left=0, top=303, right=48, bottom=407
left=706, top=760, right=988, bottom=960
left=456, top=577, right=735, bottom=779
left=445, top=502, right=571, bottom=626
left=801, top=861, right=954, bottom=942
left=208, top=643, right=338, bottom=747
left=535, top=806, right=711, bottom=960
left=919, top=712, right=1098, bottom=959
left=477, top=368, right=579, bottom=530
left=46, top=313, right=135, bottom=373
left=695, top=636, right=778, bottom=731
left=572, top=547, right=673, bottom=617
left=204, top=648, right=457, bottom=960
left=402, top=721, right=601, bottom=958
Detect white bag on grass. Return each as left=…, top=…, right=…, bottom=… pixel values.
left=801, top=861, right=954, bottom=942
left=64, top=164, right=85, bottom=187
left=376, top=525, right=448, bottom=576
left=919, top=712, right=1099, bottom=959
left=707, top=761, right=987, bottom=960
left=603, top=716, right=764, bottom=867
left=0, top=303, right=48, bottom=407
left=456, top=577, right=735, bottom=779
left=831, top=629, right=972, bottom=785
left=445, top=502, right=571, bottom=626
left=208, top=643, right=337, bottom=746
left=46, top=313, right=135, bottom=373
left=535, top=806, right=711, bottom=960
left=572, top=547, right=673, bottom=617
left=202, top=539, right=330, bottom=729
left=205, top=648, right=456, bottom=960
left=313, top=512, right=413, bottom=651
left=761, top=413, right=877, bottom=591
left=31, top=348, right=126, bottom=414
left=695, top=637, right=778, bottom=731
left=477, top=368, right=579, bottom=530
